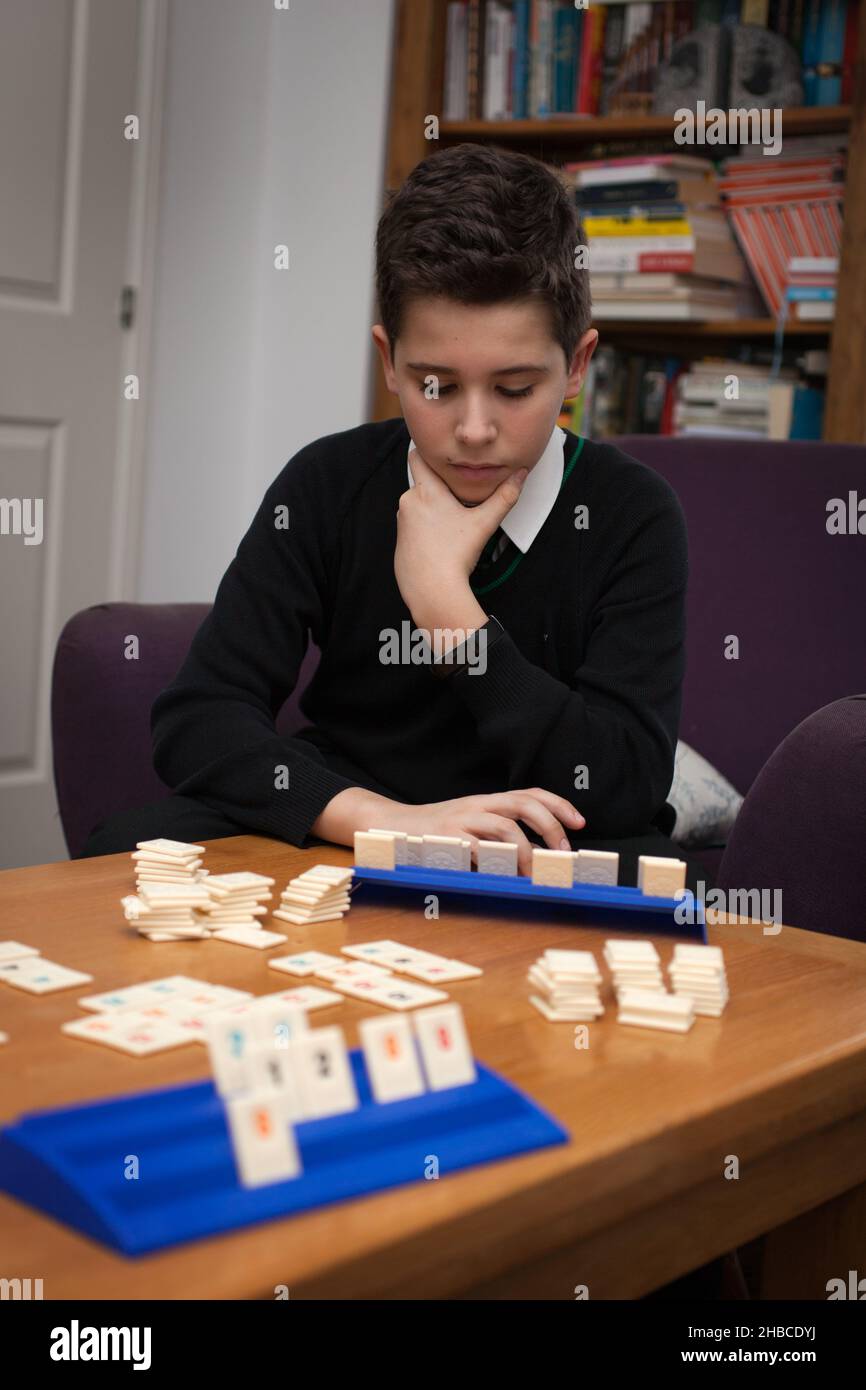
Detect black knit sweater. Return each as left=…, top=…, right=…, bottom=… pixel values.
left=151, top=417, right=687, bottom=845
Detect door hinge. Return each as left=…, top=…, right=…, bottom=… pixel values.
left=120, top=285, right=136, bottom=330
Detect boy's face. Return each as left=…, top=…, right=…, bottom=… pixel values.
left=372, top=297, right=597, bottom=504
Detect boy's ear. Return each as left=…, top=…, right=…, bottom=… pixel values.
left=565, top=328, right=599, bottom=400
left=371, top=324, right=398, bottom=393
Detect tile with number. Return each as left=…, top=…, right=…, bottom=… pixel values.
left=358, top=1014, right=426, bottom=1103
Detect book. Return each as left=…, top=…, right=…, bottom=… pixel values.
left=600, top=4, right=626, bottom=115
left=793, top=299, right=836, bottom=318
left=574, top=176, right=720, bottom=207
left=443, top=3, right=470, bottom=120
left=841, top=0, right=860, bottom=101
left=810, top=0, right=849, bottom=106
left=589, top=236, right=750, bottom=283
left=583, top=208, right=733, bottom=236
left=553, top=3, right=580, bottom=114
left=591, top=271, right=746, bottom=294
left=568, top=155, right=718, bottom=186
left=576, top=6, right=606, bottom=115
left=801, top=0, right=824, bottom=105
left=593, top=300, right=742, bottom=320
left=467, top=0, right=485, bottom=121
left=483, top=1, right=512, bottom=119
left=531, top=0, right=554, bottom=118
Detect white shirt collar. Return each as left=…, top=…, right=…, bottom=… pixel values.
left=406, top=425, right=565, bottom=554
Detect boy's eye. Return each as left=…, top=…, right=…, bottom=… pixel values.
left=417, top=383, right=534, bottom=399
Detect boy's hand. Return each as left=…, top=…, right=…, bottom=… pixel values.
left=388, top=788, right=586, bottom=878
left=394, top=450, right=528, bottom=622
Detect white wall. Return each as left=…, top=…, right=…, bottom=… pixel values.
left=137, top=0, right=395, bottom=602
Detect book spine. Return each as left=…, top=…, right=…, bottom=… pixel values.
left=814, top=0, right=848, bottom=105
left=512, top=0, right=531, bottom=117
left=536, top=0, right=554, bottom=117
left=553, top=5, right=579, bottom=113
left=576, top=7, right=596, bottom=113
left=585, top=217, right=695, bottom=235
left=801, top=0, right=823, bottom=104
left=841, top=0, right=860, bottom=100
left=580, top=199, right=688, bottom=217
left=590, top=6, right=606, bottom=113
left=674, top=0, right=694, bottom=38
left=600, top=5, right=625, bottom=115
left=774, top=0, right=792, bottom=36
left=483, top=2, right=497, bottom=119
left=786, top=285, right=837, bottom=299
left=741, top=0, right=770, bottom=22
left=444, top=4, right=463, bottom=121
left=484, top=2, right=511, bottom=119
left=506, top=2, right=516, bottom=116
left=467, top=0, right=483, bottom=120
left=575, top=180, right=681, bottom=204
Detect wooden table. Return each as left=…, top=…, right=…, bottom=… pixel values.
left=2, top=835, right=866, bottom=1300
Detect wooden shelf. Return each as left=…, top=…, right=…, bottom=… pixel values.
left=440, top=106, right=852, bottom=145
left=595, top=318, right=832, bottom=337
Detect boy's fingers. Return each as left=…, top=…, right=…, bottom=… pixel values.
left=407, top=449, right=448, bottom=495
left=473, top=469, right=528, bottom=530
left=467, top=795, right=571, bottom=852
left=520, top=786, right=585, bottom=829
left=470, top=814, right=533, bottom=876
left=497, top=795, right=569, bottom=853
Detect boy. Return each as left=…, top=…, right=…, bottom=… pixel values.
left=83, top=142, right=697, bottom=887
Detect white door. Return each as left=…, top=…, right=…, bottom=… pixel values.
left=0, top=0, right=149, bottom=868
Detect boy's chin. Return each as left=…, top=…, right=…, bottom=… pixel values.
left=450, top=486, right=493, bottom=508
left=441, top=473, right=501, bottom=507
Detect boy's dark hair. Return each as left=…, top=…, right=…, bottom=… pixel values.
left=375, top=142, right=590, bottom=369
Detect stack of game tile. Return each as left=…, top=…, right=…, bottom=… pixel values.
left=669, top=943, right=729, bottom=1016
left=604, top=939, right=665, bottom=995
left=617, top=987, right=695, bottom=1034
left=272, top=866, right=354, bottom=926
left=201, top=873, right=275, bottom=932
left=131, top=838, right=207, bottom=893
left=121, top=881, right=213, bottom=941
left=527, top=948, right=604, bottom=1022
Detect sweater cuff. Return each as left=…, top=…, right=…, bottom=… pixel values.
left=267, top=758, right=360, bottom=847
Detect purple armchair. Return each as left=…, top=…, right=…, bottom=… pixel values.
left=53, top=438, right=866, bottom=936
left=614, top=436, right=866, bottom=937
left=52, top=604, right=320, bottom=859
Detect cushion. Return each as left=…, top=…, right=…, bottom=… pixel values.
left=669, top=741, right=744, bottom=849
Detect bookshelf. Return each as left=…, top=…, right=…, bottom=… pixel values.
left=599, top=319, right=832, bottom=338
left=371, top=0, right=866, bottom=444
left=441, top=104, right=853, bottom=142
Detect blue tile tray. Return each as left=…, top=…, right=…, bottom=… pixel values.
left=0, top=1051, right=568, bottom=1256
left=352, top=864, right=706, bottom=940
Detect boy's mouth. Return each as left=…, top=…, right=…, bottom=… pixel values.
left=450, top=462, right=507, bottom=481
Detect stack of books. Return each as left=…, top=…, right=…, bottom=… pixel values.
left=561, top=153, right=756, bottom=320
left=785, top=255, right=838, bottom=322
left=719, top=135, right=847, bottom=317
left=673, top=360, right=801, bottom=439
